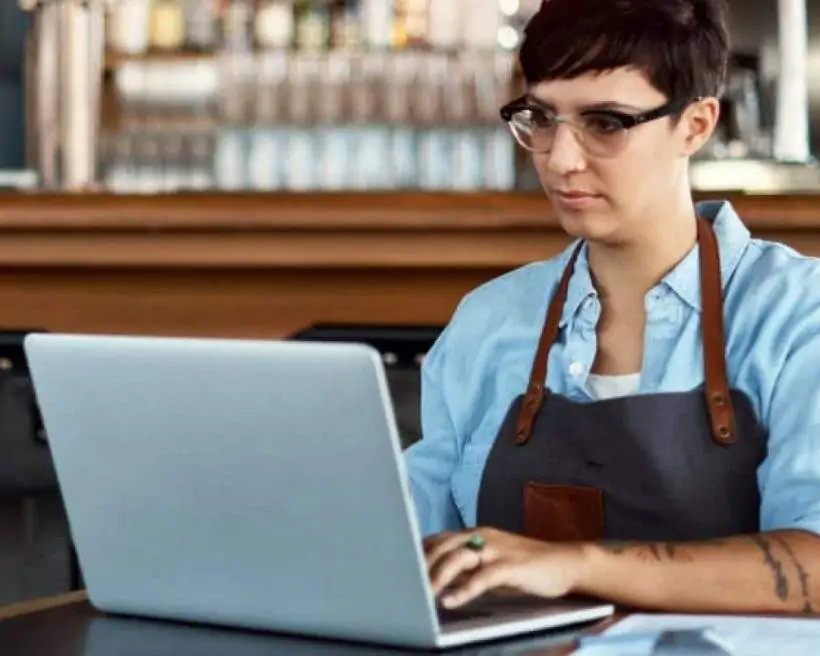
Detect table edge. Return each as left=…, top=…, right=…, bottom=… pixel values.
left=0, top=591, right=88, bottom=621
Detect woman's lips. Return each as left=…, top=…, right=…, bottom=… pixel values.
left=552, top=189, right=602, bottom=208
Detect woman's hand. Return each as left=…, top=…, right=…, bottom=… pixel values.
left=423, top=527, right=587, bottom=608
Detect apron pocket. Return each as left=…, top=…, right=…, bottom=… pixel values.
left=523, top=482, right=604, bottom=542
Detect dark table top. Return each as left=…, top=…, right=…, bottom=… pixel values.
left=0, top=594, right=607, bottom=655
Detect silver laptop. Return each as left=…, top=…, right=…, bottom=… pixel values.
left=24, top=333, right=614, bottom=650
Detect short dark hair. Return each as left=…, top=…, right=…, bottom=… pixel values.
left=519, top=0, right=730, bottom=101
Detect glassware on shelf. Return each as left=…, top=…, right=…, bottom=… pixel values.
left=331, top=1, right=363, bottom=51
left=360, top=0, right=393, bottom=50
left=295, top=0, right=331, bottom=52
left=107, top=0, right=152, bottom=55
left=93, top=0, right=524, bottom=193
left=393, top=0, right=429, bottom=49
left=149, top=0, right=187, bottom=51
left=222, top=0, right=254, bottom=51
left=414, top=53, right=449, bottom=190
left=463, top=0, right=501, bottom=50
left=185, top=0, right=219, bottom=51
left=254, top=0, right=295, bottom=50
left=247, top=51, right=287, bottom=190
left=427, top=0, right=462, bottom=50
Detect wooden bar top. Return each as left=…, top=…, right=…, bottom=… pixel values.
left=0, top=191, right=819, bottom=231
left=0, top=191, right=817, bottom=270
left=0, top=191, right=817, bottom=338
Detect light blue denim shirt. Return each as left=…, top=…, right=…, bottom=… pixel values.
left=404, top=200, right=820, bottom=538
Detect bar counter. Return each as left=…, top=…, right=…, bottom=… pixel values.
left=0, top=191, right=817, bottom=338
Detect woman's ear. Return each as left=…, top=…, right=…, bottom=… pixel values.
left=679, top=97, right=721, bottom=157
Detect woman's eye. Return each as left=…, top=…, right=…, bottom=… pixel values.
left=531, top=111, right=555, bottom=128
left=583, top=114, right=625, bottom=134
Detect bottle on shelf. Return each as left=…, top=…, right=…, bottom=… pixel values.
left=330, top=1, right=363, bottom=51
left=427, top=0, right=462, bottom=51
left=222, top=0, right=254, bottom=51
left=392, top=0, right=429, bottom=50
left=107, top=0, right=152, bottom=55
left=247, top=53, right=288, bottom=190
left=294, top=0, right=332, bottom=52
left=254, top=0, right=296, bottom=50
left=360, top=0, right=394, bottom=50
left=185, top=0, right=219, bottom=51
left=149, top=0, right=187, bottom=51
left=463, top=0, right=501, bottom=50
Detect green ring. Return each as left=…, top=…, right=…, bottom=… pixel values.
left=465, top=534, right=486, bottom=551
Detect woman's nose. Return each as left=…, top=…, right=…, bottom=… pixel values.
left=543, top=123, right=587, bottom=176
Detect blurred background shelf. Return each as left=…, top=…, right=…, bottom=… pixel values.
left=104, top=49, right=215, bottom=72
left=7, top=0, right=820, bottom=196
left=52, top=0, right=820, bottom=196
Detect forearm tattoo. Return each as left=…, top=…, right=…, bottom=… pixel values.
left=750, top=536, right=789, bottom=602
left=601, top=540, right=695, bottom=563
left=601, top=534, right=817, bottom=613
left=772, top=535, right=814, bottom=614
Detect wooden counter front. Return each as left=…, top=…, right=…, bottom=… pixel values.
left=0, top=191, right=818, bottom=339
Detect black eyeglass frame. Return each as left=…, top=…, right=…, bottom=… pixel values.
left=499, top=95, right=700, bottom=130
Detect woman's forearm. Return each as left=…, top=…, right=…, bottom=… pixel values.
left=575, top=530, right=820, bottom=614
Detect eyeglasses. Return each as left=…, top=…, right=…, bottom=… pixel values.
left=499, top=96, right=698, bottom=158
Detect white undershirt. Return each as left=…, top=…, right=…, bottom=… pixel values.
left=585, top=373, right=641, bottom=401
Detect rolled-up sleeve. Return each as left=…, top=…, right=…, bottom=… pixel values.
left=759, top=327, right=820, bottom=536
left=404, top=327, right=464, bottom=537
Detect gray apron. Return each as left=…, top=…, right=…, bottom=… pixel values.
left=476, top=219, right=767, bottom=542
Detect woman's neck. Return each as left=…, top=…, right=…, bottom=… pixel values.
left=587, top=203, right=699, bottom=303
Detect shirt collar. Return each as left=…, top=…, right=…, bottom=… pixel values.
left=559, top=242, right=595, bottom=328
left=558, top=200, right=751, bottom=327
left=661, top=200, right=751, bottom=311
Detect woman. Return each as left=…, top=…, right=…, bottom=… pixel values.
left=405, top=0, right=820, bottom=614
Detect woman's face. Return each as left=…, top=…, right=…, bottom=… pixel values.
left=527, top=67, right=718, bottom=244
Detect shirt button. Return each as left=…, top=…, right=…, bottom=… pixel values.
left=569, top=362, right=584, bottom=377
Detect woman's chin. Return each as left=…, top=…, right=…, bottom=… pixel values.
left=552, top=204, right=616, bottom=242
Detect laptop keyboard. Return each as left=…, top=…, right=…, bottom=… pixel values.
left=436, top=605, right=496, bottom=624
left=436, top=595, right=544, bottom=625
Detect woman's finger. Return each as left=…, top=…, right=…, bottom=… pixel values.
left=422, top=531, right=456, bottom=554
left=425, top=531, right=478, bottom=573
left=429, top=544, right=484, bottom=596
left=440, top=562, right=511, bottom=609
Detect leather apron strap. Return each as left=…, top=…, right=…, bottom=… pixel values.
left=514, top=241, right=583, bottom=446
left=697, top=217, right=737, bottom=445
left=514, top=218, right=736, bottom=447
